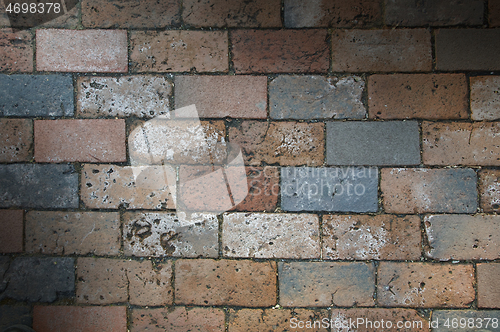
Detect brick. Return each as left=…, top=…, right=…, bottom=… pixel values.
left=34, top=119, right=126, bottom=163
left=378, top=262, right=474, bottom=308
left=323, top=215, right=421, bottom=260
left=279, top=262, right=375, bottom=307
left=0, top=210, right=23, bottom=253
left=0, top=119, right=32, bottom=162
left=175, top=259, right=276, bottom=306
left=479, top=169, right=500, bottom=212
left=82, top=0, right=180, bottom=28
left=0, top=74, right=74, bottom=117
left=131, top=307, right=225, bottom=332
left=36, top=29, right=127, bottom=72
left=381, top=168, right=478, bottom=214
left=25, top=211, right=120, bottom=256
left=385, top=0, right=483, bottom=26
left=326, top=121, right=420, bottom=165
left=175, top=75, right=267, bottom=119
left=435, top=29, right=500, bottom=71
left=232, top=166, right=279, bottom=212
left=284, top=0, right=382, bottom=28
left=130, top=31, right=228, bottom=72
left=33, top=306, right=126, bottom=332
left=77, top=76, right=172, bottom=118
left=477, top=263, right=500, bottom=308
left=331, top=308, right=429, bottom=331
left=281, top=167, right=379, bottom=212
left=332, top=29, right=432, bottom=72
left=222, top=213, right=320, bottom=259
left=422, top=122, right=500, bottom=166
left=76, top=257, right=173, bottom=306
left=232, top=30, right=329, bottom=73
left=432, top=310, right=500, bottom=331
left=0, top=29, right=32, bottom=72
left=270, top=75, right=366, bottom=120
left=0, top=306, right=31, bottom=331
left=491, top=0, right=500, bottom=27
left=470, top=76, right=500, bottom=120
left=0, top=164, right=78, bottom=208
left=184, top=0, right=281, bottom=28
left=228, top=121, right=324, bottom=166
left=368, top=74, right=468, bottom=120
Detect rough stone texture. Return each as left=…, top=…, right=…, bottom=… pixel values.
left=25, top=211, right=120, bottom=256
left=0, top=29, right=32, bottom=72
left=281, top=167, right=379, bottom=213
left=424, top=214, right=500, bottom=261
left=477, top=263, right=500, bottom=308
left=33, top=306, right=127, bottom=332
left=232, top=29, right=329, bottom=73
left=323, top=214, right=421, bottom=260
left=479, top=169, right=500, bottom=213
left=435, top=29, right=500, bottom=71
left=36, top=29, right=128, bottom=72
left=0, top=119, right=32, bottom=162
left=175, top=259, right=276, bottom=306
left=368, top=74, right=468, bottom=119
left=0, top=0, right=79, bottom=29
left=381, top=168, right=478, bottom=214
left=422, top=121, right=500, bottom=166
left=222, top=213, right=320, bottom=259
left=0, top=74, right=74, bottom=117
left=269, top=75, right=366, bottom=120
left=34, top=119, right=126, bottom=163
left=232, top=166, right=279, bottom=212
left=0, top=305, right=31, bottom=331
left=326, top=121, right=420, bottom=165
left=130, top=31, right=228, bottom=72
left=184, top=0, right=281, bottom=28
left=432, top=310, right=500, bottom=331
left=378, top=262, right=474, bottom=308
left=332, top=29, right=432, bottom=72
left=175, top=75, right=267, bottom=119
left=330, top=308, right=429, bottom=331
left=229, top=121, right=324, bottom=166
left=0, top=164, right=79, bottom=208
left=279, top=261, right=375, bottom=307
left=470, top=76, right=500, bottom=120
left=0, top=210, right=23, bottom=253
left=77, top=76, right=172, bottom=118
left=491, top=0, right=500, bottom=27
left=284, top=0, right=382, bottom=28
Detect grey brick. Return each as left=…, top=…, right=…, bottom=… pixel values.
left=326, top=121, right=420, bottom=166
left=0, top=305, right=31, bottom=331
left=281, top=167, right=378, bottom=212
left=431, top=310, right=500, bottom=331
left=0, top=74, right=74, bottom=117
left=0, top=164, right=78, bottom=208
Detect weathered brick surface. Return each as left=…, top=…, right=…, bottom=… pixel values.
left=77, top=76, right=172, bottom=118
left=381, top=168, right=478, bottom=214
left=323, top=215, right=421, bottom=260
left=491, top=0, right=500, bottom=27
left=130, top=31, right=228, bottom=72
left=0, top=0, right=79, bottom=29
left=36, top=29, right=128, bottom=72
left=326, top=121, right=420, bottom=165
left=232, top=166, right=279, bottom=212
left=470, top=76, right=500, bottom=120
left=270, top=75, right=366, bottom=120
left=479, top=169, right=500, bottom=213
left=331, top=29, right=432, bottom=72
left=232, top=30, right=329, bottom=73
left=477, top=263, right=500, bottom=308
left=368, top=74, right=468, bottom=119
left=0, top=119, right=31, bottom=162
left=331, top=308, right=429, bottom=331
left=0, top=210, right=23, bottom=254
left=422, top=122, right=500, bottom=166
left=0, top=305, right=31, bottom=331
left=432, top=310, right=500, bottom=331
left=34, top=119, right=126, bottom=163
left=378, top=262, right=474, bottom=308
left=222, top=213, right=320, bottom=259
left=175, top=259, right=276, bottom=306
left=0, top=29, right=32, bottom=72
left=25, top=211, right=120, bottom=256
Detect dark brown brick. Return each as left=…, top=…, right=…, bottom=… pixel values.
left=477, top=263, right=500, bottom=308
left=0, top=119, right=32, bottom=162
left=0, top=29, right=33, bottom=72
left=470, top=76, right=500, bottom=121
left=490, top=0, right=500, bottom=27
left=479, top=169, right=500, bottom=213
left=331, top=308, right=429, bottom=331
left=0, top=210, right=23, bottom=253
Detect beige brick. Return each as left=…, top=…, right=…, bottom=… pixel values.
left=479, top=169, right=500, bottom=212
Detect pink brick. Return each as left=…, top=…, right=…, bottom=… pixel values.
left=0, top=209, right=23, bottom=253
left=0, top=29, right=33, bottom=72
left=0, top=118, right=32, bottom=162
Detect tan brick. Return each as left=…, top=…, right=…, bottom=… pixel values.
left=368, top=74, right=468, bottom=119
left=479, top=169, right=500, bottom=212
left=0, top=29, right=33, bottom=72
left=422, top=121, right=500, bottom=166
left=378, top=262, right=475, bottom=308
left=34, top=119, right=126, bottom=162
left=175, top=259, right=276, bottom=306
left=323, top=214, right=421, bottom=260
left=0, top=119, right=32, bottom=162
left=332, top=29, right=432, bottom=72
left=25, top=211, right=120, bottom=256
left=0, top=209, right=23, bottom=253
left=490, top=0, right=500, bottom=27
left=331, top=308, right=429, bottom=331
left=36, top=29, right=127, bottom=72
left=470, top=76, right=500, bottom=120
left=477, top=263, right=500, bottom=308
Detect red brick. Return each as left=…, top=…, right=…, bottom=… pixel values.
left=470, top=76, right=500, bottom=120
left=332, top=29, right=432, bottom=72
left=490, top=0, right=500, bottom=27
left=0, top=118, right=32, bottom=162
left=331, top=308, right=429, bottom=331
left=0, top=29, right=33, bottom=72
left=377, top=262, right=475, bottom=308
left=130, top=31, right=228, bottom=72
left=34, top=119, right=126, bottom=163
left=175, top=259, right=277, bottom=306
left=233, top=166, right=279, bottom=211
left=368, top=74, right=468, bottom=119
left=33, top=306, right=127, bottom=332
left=422, top=121, right=500, bottom=166
left=0, top=209, right=23, bottom=253
left=477, top=263, right=500, bottom=308
left=479, top=169, right=500, bottom=212
left=184, top=0, right=281, bottom=28
left=36, top=29, right=127, bottom=72
left=232, top=29, right=329, bottom=73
